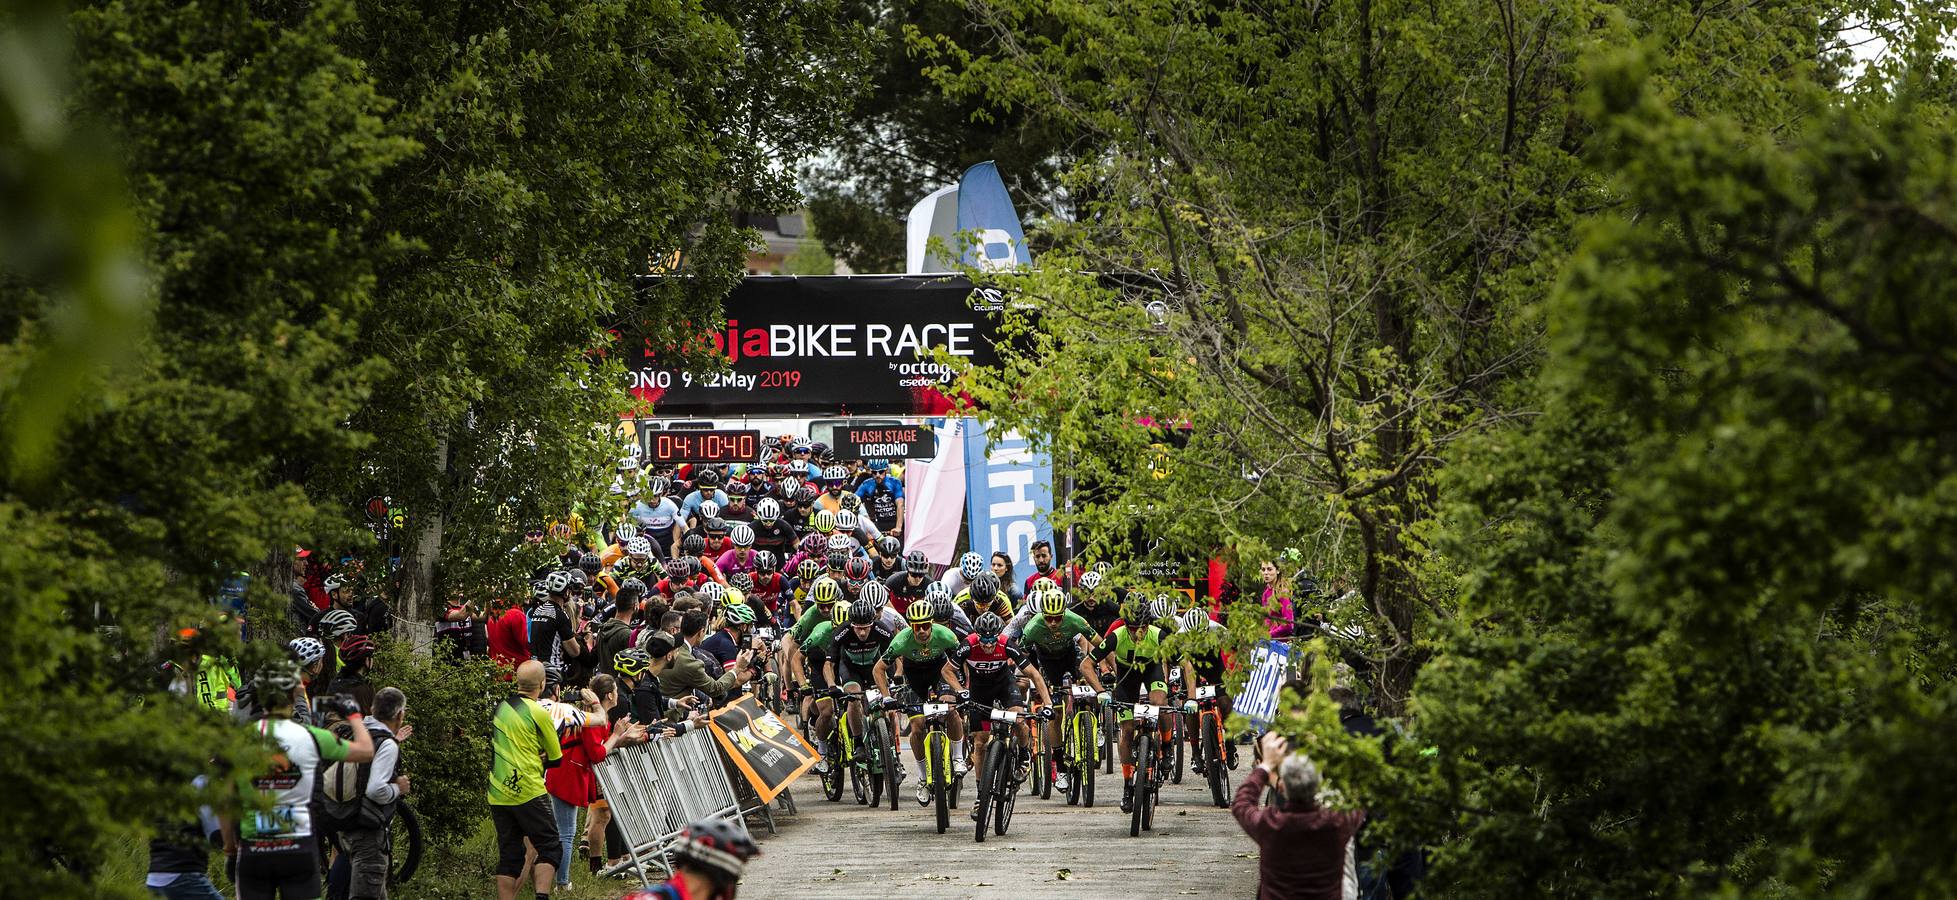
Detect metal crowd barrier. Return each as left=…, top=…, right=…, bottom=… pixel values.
left=592, top=727, right=748, bottom=885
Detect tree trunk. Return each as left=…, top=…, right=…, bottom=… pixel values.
left=399, top=433, right=448, bottom=625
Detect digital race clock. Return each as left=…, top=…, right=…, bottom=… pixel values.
left=647, top=429, right=761, bottom=464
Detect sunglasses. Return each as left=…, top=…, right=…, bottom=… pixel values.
left=1043, top=614, right=1063, bottom=625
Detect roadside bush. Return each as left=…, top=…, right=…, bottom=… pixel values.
left=367, top=638, right=499, bottom=848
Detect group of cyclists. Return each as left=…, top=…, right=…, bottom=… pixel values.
left=518, top=434, right=1250, bottom=837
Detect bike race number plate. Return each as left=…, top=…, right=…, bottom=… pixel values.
left=922, top=702, right=951, bottom=717
left=990, top=709, right=1020, bottom=724
left=1071, top=685, right=1097, bottom=700
left=1133, top=704, right=1158, bottom=720
left=1193, top=685, right=1216, bottom=700
left=865, top=689, right=883, bottom=705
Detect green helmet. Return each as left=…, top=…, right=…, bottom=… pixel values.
left=723, top=602, right=755, bottom=625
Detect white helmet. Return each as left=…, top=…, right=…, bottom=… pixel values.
left=823, top=465, right=847, bottom=481
left=614, top=521, right=639, bottom=542
left=754, top=498, right=781, bottom=522
left=730, top=522, right=755, bottom=548
left=835, top=510, right=858, bottom=532
left=959, top=552, right=983, bottom=580
left=546, top=570, right=575, bottom=595
left=700, top=581, right=727, bottom=605
left=1179, top=608, right=1211, bottom=632
left=288, top=637, right=326, bottom=666
left=826, top=534, right=853, bottom=553
left=626, top=537, right=653, bottom=558
left=324, top=573, right=351, bottom=593
left=1079, top=571, right=1103, bottom=591
left=699, top=500, right=720, bottom=520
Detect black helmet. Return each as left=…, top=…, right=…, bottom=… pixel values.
left=904, top=549, right=930, bottom=575
left=848, top=599, right=878, bottom=626
left=975, top=612, right=1005, bottom=642
left=1293, top=570, right=1320, bottom=597
left=579, top=553, right=602, bottom=576
left=930, top=593, right=955, bottom=622
left=705, top=517, right=729, bottom=535
left=875, top=535, right=901, bottom=557
left=668, top=556, right=697, bottom=579
left=617, top=577, right=647, bottom=603
left=825, top=551, right=848, bottom=572
left=729, top=572, right=754, bottom=593
left=695, top=468, right=722, bottom=488
left=969, top=572, right=1000, bottom=603
left=682, top=534, right=706, bottom=556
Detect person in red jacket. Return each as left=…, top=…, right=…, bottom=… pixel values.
left=544, top=680, right=646, bottom=891
left=486, top=590, right=534, bottom=679
left=1233, top=732, right=1366, bottom=900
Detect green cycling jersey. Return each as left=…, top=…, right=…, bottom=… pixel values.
left=1021, top=610, right=1096, bottom=654
left=1092, top=623, right=1163, bottom=672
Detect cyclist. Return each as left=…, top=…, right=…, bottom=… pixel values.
left=885, top=550, right=935, bottom=616
left=822, top=597, right=899, bottom=780
left=1091, top=601, right=1169, bottom=813
left=953, top=611, right=1051, bottom=813
left=700, top=517, right=735, bottom=560
left=927, top=584, right=973, bottom=641
left=714, top=522, right=759, bottom=577
left=747, top=552, right=788, bottom=621
left=749, top=498, right=797, bottom=558
left=1019, top=587, right=1105, bottom=792
left=869, top=535, right=904, bottom=582
left=796, top=599, right=852, bottom=768
left=1172, top=607, right=1236, bottom=770
left=719, top=482, right=755, bottom=525
left=230, top=660, right=373, bottom=900
left=622, top=818, right=761, bottom=900
left=678, top=468, right=724, bottom=524
left=813, top=465, right=851, bottom=517
left=787, top=577, right=846, bottom=742
left=874, top=601, right=969, bottom=805
left=958, top=573, right=1014, bottom=626
left=939, top=551, right=985, bottom=598
left=854, top=460, right=905, bottom=537
left=835, top=508, right=881, bottom=547
left=1071, top=571, right=1120, bottom=637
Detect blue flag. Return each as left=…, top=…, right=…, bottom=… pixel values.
left=956, top=161, right=1033, bottom=270
left=962, top=419, right=1053, bottom=582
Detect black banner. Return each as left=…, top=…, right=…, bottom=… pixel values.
left=705, top=694, right=819, bottom=803
left=620, top=275, right=1007, bottom=416
left=833, top=423, right=938, bottom=461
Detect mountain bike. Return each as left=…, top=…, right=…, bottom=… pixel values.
left=858, top=687, right=902, bottom=812
left=1119, top=701, right=1168, bottom=837
left=792, top=685, right=861, bottom=804
left=1189, top=683, right=1232, bottom=807
left=969, top=704, right=1052, bottom=841
left=892, top=695, right=961, bottom=834
left=1061, top=684, right=1101, bottom=807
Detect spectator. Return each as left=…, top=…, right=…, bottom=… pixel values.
left=544, top=679, right=646, bottom=890
left=289, top=549, right=322, bottom=634
left=487, top=590, right=534, bottom=678
left=1023, top=539, right=1074, bottom=594
left=434, top=591, right=480, bottom=661
left=593, top=593, right=638, bottom=678
left=1233, top=732, right=1366, bottom=900
left=680, top=611, right=720, bottom=678
left=327, top=635, right=377, bottom=715
left=1262, top=561, right=1297, bottom=639
left=227, top=661, right=373, bottom=900
left=325, top=687, right=412, bottom=900
left=287, top=637, right=328, bottom=726
left=645, top=631, right=750, bottom=706
left=146, top=775, right=223, bottom=900
left=488, top=660, right=565, bottom=900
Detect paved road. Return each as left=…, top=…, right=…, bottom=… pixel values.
left=744, top=754, right=1261, bottom=898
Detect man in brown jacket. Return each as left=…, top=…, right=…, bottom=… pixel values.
left=645, top=630, right=753, bottom=705
left=1233, top=732, right=1366, bottom=900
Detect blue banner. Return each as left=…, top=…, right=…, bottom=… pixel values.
left=956, top=161, right=1033, bottom=271
left=962, top=419, right=1053, bottom=581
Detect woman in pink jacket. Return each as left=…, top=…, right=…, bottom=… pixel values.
left=1260, top=560, right=1296, bottom=638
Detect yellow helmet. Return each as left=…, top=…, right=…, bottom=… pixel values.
left=1037, top=588, right=1066, bottom=617
left=831, top=600, right=850, bottom=626
left=1033, top=576, right=1058, bottom=593
left=905, top=600, right=934, bottom=625
left=810, top=577, right=842, bottom=606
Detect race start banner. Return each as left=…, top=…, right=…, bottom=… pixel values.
left=705, top=694, right=819, bottom=803
left=1236, top=640, right=1293, bottom=729
left=619, top=275, right=1007, bottom=416
left=962, top=419, right=1054, bottom=574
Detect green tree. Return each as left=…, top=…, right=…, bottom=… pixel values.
left=925, top=0, right=1837, bottom=711
left=1407, top=38, right=1957, bottom=897
left=329, top=0, right=874, bottom=617
left=803, top=0, right=1073, bottom=272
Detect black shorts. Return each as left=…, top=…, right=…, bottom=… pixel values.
left=966, top=679, right=1024, bottom=731
left=801, top=650, right=832, bottom=692
left=1112, top=664, right=1167, bottom=705
left=491, top=796, right=560, bottom=877
left=833, top=659, right=875, bottom=689
left=901, top=668, right=954, bottom=702
left=237, top=836, right=321, bottom=900
left=1033, top=647, right=1082, bottom=688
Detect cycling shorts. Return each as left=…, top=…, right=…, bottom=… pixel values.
left=901, top=669, right=955, bottom=707
left=833, top=659, right=874, bottom=690
left=237, top=836, right=321, bottom=900
left=1112, top=664, right=1167, bottom=719
left=965, top=679, right=1024, bottom=731
left=1033, top=645, right=1082, bottom=689
left=801, top=650, right=832, bottom=693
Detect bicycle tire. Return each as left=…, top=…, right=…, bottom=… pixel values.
left=1083, top=749, right=1095, bottom=808
left=974, top=740, right=1002, bottom=842
left=932, top=732, right=951, bottom=834
left=995, top=745, right=1017, bottom=836
left=389, top=800, right=424, bottom=886
left=1205, top=715, right=1228, bottom=808
left=1171, top=714, right=1186, bottom=785
left=1103, top=707, right=1116, bottom=775
left=822, top=745, right=844, bottom=802
left=1130, top=734, right=1149, bottom=837
left=878, top=718, right=901, bottom=812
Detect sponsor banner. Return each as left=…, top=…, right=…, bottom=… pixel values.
left=619, top=276, right=1006, bottom=416
left=705, top=694, right=819, bottom=803
left=1236, top=640, right=1292, bottom=729
left=957, top=161, right=1033, bottom=271
left=903, top=418, right=968, bottom=566
left=835, top=423, right=938, bottom=461
left=962, top=419, right=1053, bottom=574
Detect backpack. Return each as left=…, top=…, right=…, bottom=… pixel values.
left=320, top=722, right=397, bottom=829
